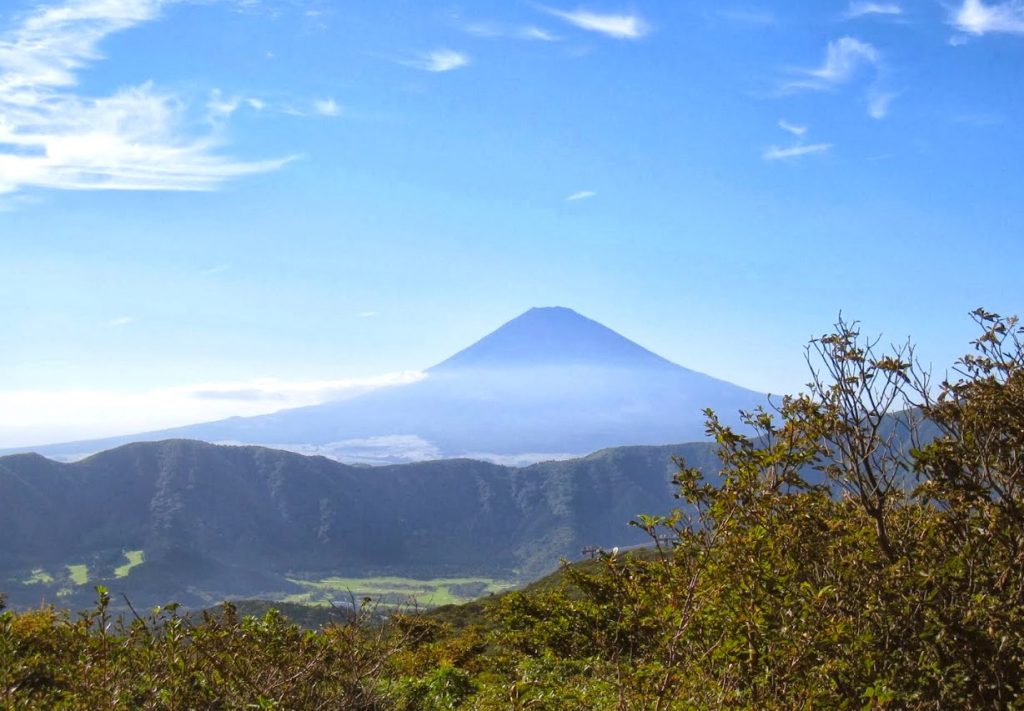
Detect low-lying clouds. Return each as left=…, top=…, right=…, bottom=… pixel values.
left=0, top=0, right=289, bottom=199
left=0, top=370, right=426, bottom=448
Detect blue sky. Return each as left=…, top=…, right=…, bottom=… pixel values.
left=2, top=0, right=1023, bottom=446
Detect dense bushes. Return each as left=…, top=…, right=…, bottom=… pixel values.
left=0, top=591, right=405, bottom=709
left=2, top=309, right=1023, bottom=709
left=483, top=309, right=1024, bottom=709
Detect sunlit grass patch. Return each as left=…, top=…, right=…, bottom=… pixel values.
left=114, top=550, right=145, bottom=578
left=67, top=564, right=89, bottom=586
left=284, top=575, right=514, bottom=608
left=22, top=568, right=54, bottom=585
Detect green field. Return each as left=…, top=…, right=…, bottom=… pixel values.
left=22, top=568, right=55, bottom=585
left=114, top=550, right=145, bottom=578
left=67, top=564, right=89, bottom=586
left=283, top=575, right=514, bottom=608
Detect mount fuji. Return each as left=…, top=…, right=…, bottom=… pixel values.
left=8, top=307, right=766, bottom=463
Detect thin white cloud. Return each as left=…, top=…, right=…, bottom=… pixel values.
left=521, top=26, right=559, bottom=41
left=463, top=21, right=501, bottom=37
left=845, top=2, right=904, bottom=19
left=778, top=119, right=807, bottom=137
left=313, top=98, right=341, bottom=116
left=406, top=49, right=470, bottom=72
left=951, top=0, right=1024, bottom=35
left=0, top=371, right=427, bottom=448
left=356, top=310, right=380, bottom=318
left=781, top=38, right=894, bottom=119
left=781, top=36, right=886, bottom=118
left=185, top=372, right=424, bottom=402
left=565, top=190, right=596, bottom=201
left=107, top=315, right=134, bottom=327
left=200, top=264, right=230, bottom=275
left=0, top=0, right=290, bottom=198
left=867, top=89, right=897, bottom=118
left=783, top=37, right=879, bottom=94
left=206, top=91, right=266, bottom=121
left=762, top=143, right=832, bottom=160
left=764, top=122, right=831, bottom=161
left=463, top=21, right=559, bottom=41
left=543, top=7, right=650, bottom=39
left=206, top=90, right=241, bottom=119
left=811, top=37, right=879, bottom=83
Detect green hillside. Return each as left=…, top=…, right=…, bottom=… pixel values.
left=0, top=439, right=718, bottom=609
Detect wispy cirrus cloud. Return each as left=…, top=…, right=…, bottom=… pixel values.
left=763, top=143, right=832, bottom=161
left=844, top=2, right=904, bottom=19
left=763, top=121, right=831, bottom=161
left=107, top=315, right=135, bottom=327
left=463, top=21, right=560, bottom=41
left=200, top=263, right=230, bottom=275
left=313, top=98, right=341, bottom=116
left=0, top=0, right=291, bottom=199
left=565, top=190, right=596, bottom=201
left=779, top=37, right=894, bottom=117
left=951, top=0, right=1024, bottom=36
left=404, top=49, right=470, bottom=72
left=785, top=37, right=880, bottom=91
left=206, top=89, right=242, bottom=120
left=521, top=26, right=559, bottom=41
left=542, top=7, right=650, bottom=39
left=867, top=89, right=897, bottom=118
left=778, top=119, right=807, bottom=137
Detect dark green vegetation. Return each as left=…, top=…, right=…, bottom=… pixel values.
left=0, top=436, right=718, bottom=609
left=3, top=308, right=1023, bottom=708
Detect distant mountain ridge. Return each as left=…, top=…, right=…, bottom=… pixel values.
left=3, top=307, right=766, bottom=461
left=0, top=438, right=720, bottom=608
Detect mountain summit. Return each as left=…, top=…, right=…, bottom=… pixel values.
left=431, top=307, right=675, bottom=372
left=8, top=308, right=765, bottom=463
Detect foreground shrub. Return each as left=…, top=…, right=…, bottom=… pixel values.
left=3, top=310, right=1023, bottom=709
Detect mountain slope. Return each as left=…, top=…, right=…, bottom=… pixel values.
left=0, top=439, right=718, bottom=608
left=430, top=306, right=679, bottom=371
left=6, top=307, right=765, bottom=461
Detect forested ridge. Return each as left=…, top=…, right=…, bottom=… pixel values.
left=3, top=309, right=1023, bottom=709
left=0, top=438, right=719, bottom=608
